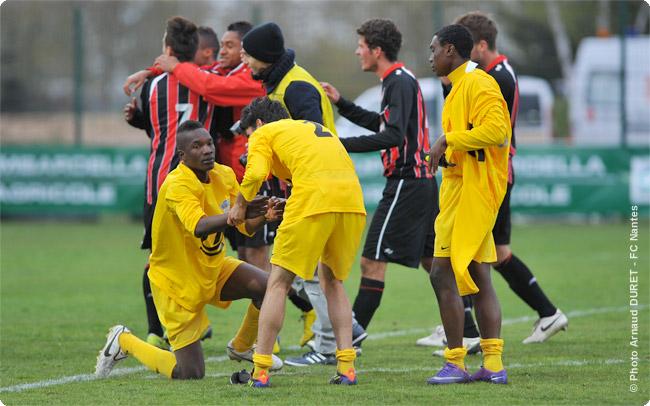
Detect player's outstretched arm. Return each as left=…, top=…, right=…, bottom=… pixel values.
left=123, top=70, right=152, bottom=96
left=319, top=82, right=340, bottom=104
left=194, top=214, right=230, bottom=238
left=155, top=54, right=181, bottom=73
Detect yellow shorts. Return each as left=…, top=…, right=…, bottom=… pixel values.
left=434, top=183, right=496, bottom=263
left=150, top=256, right=242, bottom=350
left=271, top=212, right=365, bottom=280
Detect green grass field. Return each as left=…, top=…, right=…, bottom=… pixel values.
left=1, top=218, right=648, bottom=405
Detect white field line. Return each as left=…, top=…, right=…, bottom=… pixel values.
left=0, top=304, right=645, bottom=393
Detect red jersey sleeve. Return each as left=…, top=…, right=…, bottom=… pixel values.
left=173, top=62, right=266, bottom=107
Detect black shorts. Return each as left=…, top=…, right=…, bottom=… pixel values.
left=492, top=181, right=513, bottom=245
left=224, top=219, right=280, bottom=250
left=224, top=177, right=288, bottom=250
left=362, top=177, right=438, bottom=268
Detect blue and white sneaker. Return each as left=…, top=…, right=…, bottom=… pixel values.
left=285, top=350, right=336, bottom=366
left=352, top=321, right=368, bottom=356
left=426, top=362, right=470, bottom=384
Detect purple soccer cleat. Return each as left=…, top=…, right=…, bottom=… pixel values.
left=469, top=366, right=508, bottom=384
left=328, top=369, right=357, bottom=385
left=427, top=362, right=470, bottom=384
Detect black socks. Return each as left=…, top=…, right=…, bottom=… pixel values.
left=143, top=264, right=163, bottom=337
left=352, top=277, right=385, bottom=329
left=494, top=253, right=557, bottom=318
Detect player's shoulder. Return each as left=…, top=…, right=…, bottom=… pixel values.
left=471, top=68, right=501, bottom=87
left=163, top=164, right=202, bottom=196
left=210, top=163, right=236, bottom=179
left=385, top=68, right=420, bottom=97
left=389, top=66, right=419, bottom=85
left=488, top=64, right=516, bottom=89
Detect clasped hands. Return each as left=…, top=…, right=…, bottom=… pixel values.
left=228, top=195, right=286, bottom=226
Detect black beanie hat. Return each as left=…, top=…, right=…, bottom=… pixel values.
left=242, top=22, right=286, bottom=63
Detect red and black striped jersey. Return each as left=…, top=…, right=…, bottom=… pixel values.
left=336, top=63, right=431, bottom=179
left=139, top=73, right=212, bottom=205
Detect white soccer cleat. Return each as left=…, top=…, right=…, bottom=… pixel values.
left=463, top=336, right=482, bottom=355
left=95, top=325, right=130, bottom=378
left=416, top=325, right=481, bottom=353
left=432, top=337, right=482, bottom=357
left=522, top=309, right=568, bottom=344
left=416, top=325, right=447, bottom=347
left=226, top=338, right=283, bottom=371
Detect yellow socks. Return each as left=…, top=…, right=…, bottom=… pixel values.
left=481, top=338, right=504, bottom=372
left=299, top=310, right=317, bottom=346
left=232, top=301, right=259, bottom=352
left=444, top=346, right=467, bottom=370
left=119, top=332, right=176, bottom=378
left=252, top=351, right=273, bottom=380
left=335, top=348, right=356, bottom=377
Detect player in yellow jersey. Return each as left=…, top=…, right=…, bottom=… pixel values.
left=228, top=97, right=366, bottom=387
left=426, top=25, right=511, bottom=385
left=95, top=120, right=284, bottom=380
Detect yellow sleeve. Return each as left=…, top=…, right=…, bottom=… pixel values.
left=224, top=168, right=255, bottom=237
left=240, top=130, right=273, bottom=202
left=166, top=182, right=205, bottom=235
left=446, top=78, right=510, bottom=151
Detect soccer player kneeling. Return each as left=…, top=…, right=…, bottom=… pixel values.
left=96, top=120, right=283, bottom=380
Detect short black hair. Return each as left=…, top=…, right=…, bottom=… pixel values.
left=177, top=120, right=205, bottom=151
left=198, top=25, right=219, bottom=55
left=165, top=16, right=199, bottom=63
left=435, top=24, right=474, bottom=60
left=357, top=18, right=402, bottom=62
left=227, top=21, right=254, bottom=39
left=239, top=97, right=290, bottom=131
left=454, top=12, right=498, bottom=51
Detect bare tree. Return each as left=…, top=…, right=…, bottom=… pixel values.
left=545, top=0, right=573, bottom=83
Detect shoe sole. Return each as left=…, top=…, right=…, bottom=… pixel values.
left=226, top=343, right=283, bottom=371
left=427, top=378, right=469, bottom=385
left=284, top=359, right=337, bottom=367
left=416, top=337, right=447, bottom=347
left=95, top=326, right=128, bottom=378
left=352, top=332, right=368, bottom=346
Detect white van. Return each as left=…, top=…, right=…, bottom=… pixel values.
left=516, top=75, right=555, bottom=144
left=569, top=35, right=650, bottom=146
left=335, top=75, right=554, bottom=145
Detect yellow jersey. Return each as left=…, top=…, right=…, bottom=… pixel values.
left=149, top=162, right=250, bottom=312
left=440, top=61, right=512, bottom=295
left=240, top=119, right=366, bottom=222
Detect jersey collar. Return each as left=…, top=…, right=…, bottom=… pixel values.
left=485, top=55, right=507, bottom=73
left=382, top=62, right=404, bottom=80
left=448, top=61, right=478, bottom=85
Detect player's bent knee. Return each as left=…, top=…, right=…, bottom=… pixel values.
left=360, top=257, right=386, bottom=280
left=178, top=365, right=205, bottom=380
